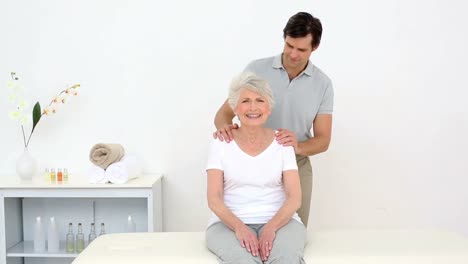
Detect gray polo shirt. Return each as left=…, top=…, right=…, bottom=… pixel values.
left=244, top=54, right=333, bottom=142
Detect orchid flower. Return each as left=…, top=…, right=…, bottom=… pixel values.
left=6, top=72, right=80, bottom=148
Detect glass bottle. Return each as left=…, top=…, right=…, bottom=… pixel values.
left=99, top=223, right=106, bottom=236
left=88, top=223, right=97, bottom=244
left=47, top=217, right=59, bottom=252
left=57, top=168, right=63, bottom=182
left=50, top=168, right=56, bottom=182
left=63, top=168, right=69, bottom=182
left=76, top=223, right=85, bottom=253
left=33, top=216, right=46, bottom=252
left=66, top=223, right=75, bottom=253
left=44, top=168, right=50, bottom=182
left=127, top=215, right=136, bottom=232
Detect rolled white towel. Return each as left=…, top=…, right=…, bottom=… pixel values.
left=87, top=165, right=107, bottom=183
left=105, top=155, right=142, bottom=184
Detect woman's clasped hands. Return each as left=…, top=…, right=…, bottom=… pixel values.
left=234, top=223, right=276, bottom=261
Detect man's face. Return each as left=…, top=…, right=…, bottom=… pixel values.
left=282, top=34, right=315, bottom=71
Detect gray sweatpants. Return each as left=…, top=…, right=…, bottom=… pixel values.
left=206, top=220, right=306, bottom=264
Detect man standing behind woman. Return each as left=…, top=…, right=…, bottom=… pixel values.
left=206, top=72, right=306, bottom=263
left=214, top=12, right=334, bottom=225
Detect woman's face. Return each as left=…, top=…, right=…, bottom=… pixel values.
left=234, top=88, right=271, bottom=127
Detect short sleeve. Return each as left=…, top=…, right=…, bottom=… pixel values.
left=243, top=60, right=255, bottom=73
left=206, top=139, right=224, bottom=171
left=318, top=80, right=334, bottom=114
left=282, top=146, right=298, bottom=171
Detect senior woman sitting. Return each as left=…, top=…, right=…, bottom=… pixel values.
left=206, top=72, right=306, bottom=264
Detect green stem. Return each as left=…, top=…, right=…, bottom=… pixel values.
left=21, top=125, right=27, bottom=148
left=26, top=128, right=33, bottom=148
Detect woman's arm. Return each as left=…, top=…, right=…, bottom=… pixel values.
left=258, top=169, right=301, bottom=261
left=265, top=169, right=301, bottom=230
left=207, top=169, right=259, bottom=257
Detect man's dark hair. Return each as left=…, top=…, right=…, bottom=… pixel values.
left=283, top=12, right=322, bottom=49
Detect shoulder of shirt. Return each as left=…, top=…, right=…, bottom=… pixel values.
left=246, top=56, right=275, bottom=69
left=309, top=63, right=332, bottom=85
left=271, top=139, right=294, bottom=152
left=211, top=138, right=231, bottom=147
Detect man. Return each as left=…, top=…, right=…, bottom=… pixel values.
left=213, top=12, right=333, bottom=226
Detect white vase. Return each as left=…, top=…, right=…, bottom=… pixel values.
left=16, top=148, right=37, bottom=180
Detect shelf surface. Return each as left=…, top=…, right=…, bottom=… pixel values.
left=7, top=240, right=79, bottom=258
left=0, top=174, right=162, bottom=189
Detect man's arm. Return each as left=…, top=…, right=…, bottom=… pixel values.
left=213, top=100, right=237, bottom=142
left=296, top=114, right=332, bottom=156
left=214, top=100, right=235, bottom=128
left=275, top=114, right=332, bottom=156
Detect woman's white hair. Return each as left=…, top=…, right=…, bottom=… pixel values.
left=227, top=72, right=274, bottom=110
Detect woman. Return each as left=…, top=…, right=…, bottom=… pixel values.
left=206, top=72, right=306, bottom=264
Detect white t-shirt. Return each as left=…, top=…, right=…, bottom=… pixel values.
left=206, top=137, right=301, bottom=227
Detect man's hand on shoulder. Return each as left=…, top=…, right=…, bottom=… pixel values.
left=213, top=123, right=239, bottom=143
left=275, top=128, right=299, bottom=152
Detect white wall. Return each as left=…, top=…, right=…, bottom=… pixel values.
left=1, top=0, right=467, bottom=235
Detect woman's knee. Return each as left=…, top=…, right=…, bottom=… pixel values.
left=264, top=253, right=305, bottom=264
left=206, top=222, right=263, bottom=263
left=216, top=247, right=262, bottom=264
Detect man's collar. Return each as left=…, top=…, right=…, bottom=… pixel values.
left=272, top=54, right=283, bottom=69
left=303, top=61, right=314, bottom=76
left=273, top=54, right=314, bottom=76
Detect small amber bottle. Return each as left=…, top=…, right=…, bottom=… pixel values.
left=57, top=168, right=63, bottom=182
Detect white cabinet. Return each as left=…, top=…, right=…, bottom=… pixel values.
left=0, top=175, right=163, bottom=264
